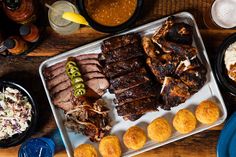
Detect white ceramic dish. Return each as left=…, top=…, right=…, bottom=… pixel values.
left=39, top=12, right=227, bottom=157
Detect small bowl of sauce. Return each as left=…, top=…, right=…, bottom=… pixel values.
left=77, top=0, right=143, bottom=33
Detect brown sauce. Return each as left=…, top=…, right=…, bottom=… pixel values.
left=84, top=0, right=137, bottom=27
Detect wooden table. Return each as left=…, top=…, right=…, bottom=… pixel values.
left=1, top=0, right=236, bottom=157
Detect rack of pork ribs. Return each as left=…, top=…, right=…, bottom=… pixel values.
left=99, top=16, right=207, bottom=121
left=43, top=54, right=111, bottom=142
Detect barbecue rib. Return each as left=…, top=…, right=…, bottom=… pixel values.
left=116, top=97, right=158, bottom=116
left=100, top=44, right=144, bottom=64
left=109, top=68, right=150, bottom=94
left=101, top=33, right=140, bottom=53
left=103, top=57, right=144, bottom=78
left=115, top=82, right=157, bottom=105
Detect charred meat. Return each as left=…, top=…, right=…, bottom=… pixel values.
left=65, top=99, right=111, bottom=142
left=101, top=33, right=140, bottom=53
left=103, top=57, right=144, bottom=78
left=160, top=77, right=191, bottom=110
left=109, top=68, right=150, bottom=94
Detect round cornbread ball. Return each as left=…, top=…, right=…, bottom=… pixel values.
left=74, top=144, right=98, bottom=157
left=123, top=126, right=147, bottom=150
left=173, top=109, right=197, bottom=134
left=147, top=117, right=172, bottom=142
left=99, top=135, right=121, bottom=157
left=195, top=100, right=220, bottom=124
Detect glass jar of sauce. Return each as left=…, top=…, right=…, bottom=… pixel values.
left=2, top=0, right=36, bottom=24
left=48, top=1, right=80, bottom=35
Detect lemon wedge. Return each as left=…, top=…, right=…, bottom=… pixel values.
left=62, top=12, right=89, bottom=26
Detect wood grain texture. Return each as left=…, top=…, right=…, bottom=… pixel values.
left=0, top=0, right=236, bottom=157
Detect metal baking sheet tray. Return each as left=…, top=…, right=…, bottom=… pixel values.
left=39, top=12, right=227, bottom=157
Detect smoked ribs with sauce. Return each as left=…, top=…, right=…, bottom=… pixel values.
left=100, top=33, right=160, bottom=121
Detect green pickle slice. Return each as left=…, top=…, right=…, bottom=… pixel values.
left=74, top=88, right=86, bottom=97
left=74, top=82, right=85, bottom=89
left=66, top=61, right=77, bottom=67
left=65, top=60, right=86, bottom=97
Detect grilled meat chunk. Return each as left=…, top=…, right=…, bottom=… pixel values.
left=101, top=44, right=144, bottom=64
left=160, top=77, right=191, bottom=110
left=142, top=37, right=160, bottom=58
left=152, top=16, right=175, bottom=44
left=175, top=56, right=202, bottom=76
left=77, top=59, right=101, bottom=66
left=115, top=82, right=158, bottom=105
left=166, top=22, right=193, bottom=45
left=116, top=97, right=158, bottom=117
left=109, top=68, right=150, bottom=94
left=64, top=99, right=111, bottom=142
left=101, top=33, right=140, bottom=53
left=180, top=67, right=207, bottom=93
left=159, top=40, right=198, bottom=59
left=103, top=57, right=143, bottom=78
left=146, top=54, right=179, bottom=83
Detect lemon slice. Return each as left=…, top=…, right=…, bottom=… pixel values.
left=62, top=12, right=89, bottom=26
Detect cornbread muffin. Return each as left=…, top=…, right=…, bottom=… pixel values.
left=123, top=126, right=147, bottom=150
left=147, top=117, right=172, bottom=142
left=74, top=144, right=98, bottom=157
left=99, top=135, right=121, bottom=157
left=173, top=109, right=197, bottom=134
left=195, top=100, right=220, bottom=124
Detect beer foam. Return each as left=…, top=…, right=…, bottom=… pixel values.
left=211, top=0, right=236, bottom=28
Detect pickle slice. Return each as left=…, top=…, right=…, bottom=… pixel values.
left=73, top=81, right=85, bottom=88
left=71, top=71, right=82, bottom=78
left=74, top=88, right=86, bottom=97
left=66, top=61, right=77, bottom=67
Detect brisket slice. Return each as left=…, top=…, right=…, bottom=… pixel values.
left=103, top=57, right=143, bottom=78
left=115, top=82, right=157, bottom=105
left=44, top=53, right=99, bottom=79
left=102, top=44, right=144, bottom=64
left=116, top=97, right=158, bottom=117
left=101, top=33, right=140, bottom=53
left=53, top=87, right=101, bottom=111
left=47, top=72, right=68, bottom=90
left=50, top=77, right=109, bottom=98
left=46, top=64, right=102, bottom=88
left=109, top=68, right=149, bottom=94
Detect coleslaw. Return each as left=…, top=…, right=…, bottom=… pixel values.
left=0, top=87, right=32, bottom=140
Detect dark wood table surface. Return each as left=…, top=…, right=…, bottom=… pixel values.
left=1, top=0, right=236, bottom=156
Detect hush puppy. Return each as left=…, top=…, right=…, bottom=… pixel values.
left=147, top=117, right=172, bottom=142
left=74, top=144, right=98, bottom=157
left=173, top=109, right=197, bottom=134
left=195, top=100, right=220, bottom=124
left=99, top=135, right=121, bottom=157
left=123, top=126, right=147, bottom=150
